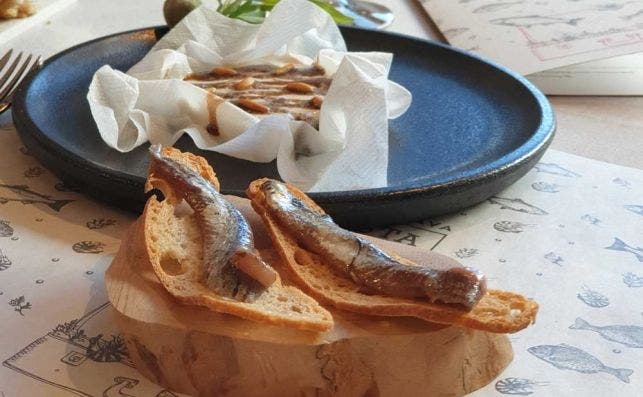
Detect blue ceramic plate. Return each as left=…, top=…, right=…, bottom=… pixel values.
left=12, top=27, right=555, bottom=228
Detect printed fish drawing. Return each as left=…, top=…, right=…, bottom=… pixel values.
left=622, top=9, right=643, bottom=20
left=612, top=177, right=631, bottom=188
left=494, top=221, right=533, bottom=233
left=495, top=377, right=549, bottom=395
left=605, top=237, right=643, bottom=262
left=491, top=15, right=584, bottom=28
left=473, top=2, right=523, bottom=14
left=544, top=251, right=563, bottom=266
left=581, top=214, right=601, bottom=225
left=54, top=182, right=81, bottom=193
left=534, top=163, right=581, bottom=177
left=442, top=27, right=469, bottom=38
left=0, top=249, right=11, bottom=271
left=488, top=197, right=548, bottom=215
left=0, top=184, right=74, bottom=212
left=596, top=3, right=626, bottom=11
left=0, top=220, right=13, bottom=237
left=577, top=285, right=610, bottom=308
left=570, top=318, right=643, bottom=348
left=623, top=272, right=643, bottom=288
left=528, top=344, right=633, bottom=383
left=455, top=248, right=479, bottom=258
left=624, top=204, right=643, bottom=216
left=531, top=181, right=560, bottom=193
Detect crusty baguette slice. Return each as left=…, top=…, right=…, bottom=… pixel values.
left=141, top=147, right=333, bottom=332
left=247, top=178, right=539, bottom=334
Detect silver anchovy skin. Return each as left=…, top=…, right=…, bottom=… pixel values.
left=260, top=180, right=486, bottom=308
left=149, top=145, right=263, bottom=300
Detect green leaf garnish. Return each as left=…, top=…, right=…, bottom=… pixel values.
left=216, top=0, right=353, bottom=25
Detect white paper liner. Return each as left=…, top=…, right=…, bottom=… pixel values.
left=87, top=0, right=412, bottom=191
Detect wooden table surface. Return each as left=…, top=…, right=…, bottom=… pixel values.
left=0, top=0, right=640, bottom=169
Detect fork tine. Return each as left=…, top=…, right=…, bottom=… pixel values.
left=2, top=56, right=42, bottom=105
left=0, top=52, right=23, bottom=93
left=30, top=56, right=43, bottom=71
left=0, top=54, right=32, bottom=102
left=0, top=49, right=13, bottom=71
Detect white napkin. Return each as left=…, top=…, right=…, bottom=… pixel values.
left=87, top=0, right=412, bottom=191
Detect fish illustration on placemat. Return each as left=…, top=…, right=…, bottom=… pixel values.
left=493, top=221, right=534, bottom=233
left=442, top=27, right=469, bottom=38
left=624, top=205, right=643, bottom=216
left=54, top=182, right=81, bottom=193
left=605, top=238, right=643, bottom=262
left=533, top=163, right=581, bottom=177
left=570, top=318, right=643, bottom=348
left=473, top=2, right=522, bottom=14
left=0, top=220, right=13, bottom=237
left=622, top=9, right=643, bottom=21
left=613, top=178, right=631, bottom=189
left=0, top=249, right=11, bottom=271
left=544, top=252, right=563, bottom=266
left=581, top=214, right=601, bottom=225
left=531, top=182, right=560, bottom=193
left=488, top=197, right=548, bottom=215
left=528, top=344, right=633, bottom=383
left=577, top=286, right=610, bottom=308
left=491, top=15, right=584, bottom=28
left=623, top=272, right=643, bottom=288
left=0, top=184, right=74, bottom=212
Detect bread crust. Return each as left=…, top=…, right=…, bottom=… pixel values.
left=247, top=178, right=538, bottom=334
left=141, top=148, right=333, bottom=332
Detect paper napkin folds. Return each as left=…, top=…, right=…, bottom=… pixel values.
left=87, top=0, right=412, bottom=191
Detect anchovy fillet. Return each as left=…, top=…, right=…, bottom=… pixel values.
left=260, top=180, right=486, bottom=308
left=149, top=145, right=268, bottom=300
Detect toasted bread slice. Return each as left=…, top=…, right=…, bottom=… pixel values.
left=248, top=178, right=538, bottom=334
left=142, top=148, right=333, bottom=332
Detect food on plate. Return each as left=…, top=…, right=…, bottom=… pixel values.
left=142, top=145, right=333, bottom=331
left=256, top=179, right=486, bottom=308
left=89, top=0, right=410, bottom=191
left=186, top=63, right=331, bottom=130
left=141, top=146, right=537, bottom=334
left=149, top=144, right=278, bottom=297
left=248, top=178, right=539, bottom=333
left=0, top=0, right=35, bottom=19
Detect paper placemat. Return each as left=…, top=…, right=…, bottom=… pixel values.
left=0, top=121, right=641, bottom=396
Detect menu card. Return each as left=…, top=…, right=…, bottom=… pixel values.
left=420, top=0, right=643, bottom=95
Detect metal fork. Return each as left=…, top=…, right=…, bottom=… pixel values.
left=0, top=50, right=43, bottom=114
